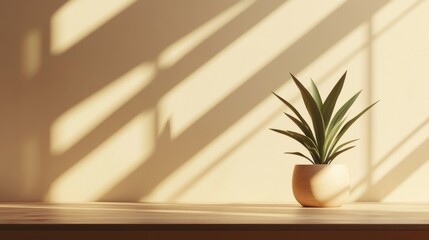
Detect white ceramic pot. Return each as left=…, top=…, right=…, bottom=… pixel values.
left=292, top=164, right=350, bottom=207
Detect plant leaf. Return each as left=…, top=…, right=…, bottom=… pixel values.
left=284, top=113, right=315, bottom=143
left=322, top=71, right=347, bottom=126
left=326, top=139, right=359, bottom=163
left=322, top=118, right=345, bottom=163
left=311, top=79, right=323, bottom=112
left=272, top=92, right=313, bottom=135
left=270, top=128, right=317, bottom=149
left=288, top=130, right=318, bottom=149
left=284, top=152, right=314, bottom=164
left=334, top=139, right=359, bottom=153
left=307, top=146, right=322, bottom=164
left=328, top=90, right=361, bottom=132
left=327, top=145, right=355, bottom=164
left=290, top=73, right=325, bottom=153
left=331, top=101, right=379, bottom=152
left=270, top=128, right=319, bottom=163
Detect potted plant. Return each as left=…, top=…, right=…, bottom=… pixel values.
left=271, top=71, right=378, bottom=207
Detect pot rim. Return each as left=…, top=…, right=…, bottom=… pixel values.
left=294, top=164, right=348, bottom=167
left=294, top=163, right=347, bottom=164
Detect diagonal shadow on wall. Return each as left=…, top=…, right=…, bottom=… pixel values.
left=46, top=0, right=288, bottom=180
left=0, top=0, right=68, bottom=200
left=100, top=0, right=391, bottom=201
left=165, top=0, right=425, bottom=202
left=43, top=0, right=289, bottom=199
left=357, top=118, right=429, bottom=201
left=360, top=137, right=429, bottom=201
left=1, top=0, right=297, bottom=200
left=0, top=0, right=264, bottom=200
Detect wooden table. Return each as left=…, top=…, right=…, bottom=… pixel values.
left=0, top=202, right=428, bottom=239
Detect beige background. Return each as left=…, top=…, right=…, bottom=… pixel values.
left=1, top=0, right=428, bottom=203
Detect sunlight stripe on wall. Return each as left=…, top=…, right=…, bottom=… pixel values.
left=51, top=0, right=136, bottom=55
left=50, top=62, right=155, bottom=155
left=47, top=111, right=155, bottom=202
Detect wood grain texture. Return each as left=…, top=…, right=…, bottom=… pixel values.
left=0, top=202, right=428, bottom=239
left=0, top=202, right=429, bottom=225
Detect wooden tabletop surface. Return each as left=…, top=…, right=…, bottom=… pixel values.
left=0, top=202, right=428, bottom=228
left=1, top=202, right=428, bottom=239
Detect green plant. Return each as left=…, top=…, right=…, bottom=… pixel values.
left=270, top=71, right=378, bottom=164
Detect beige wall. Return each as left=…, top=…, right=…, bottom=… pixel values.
left=1, top=0, right=428, bottom=203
